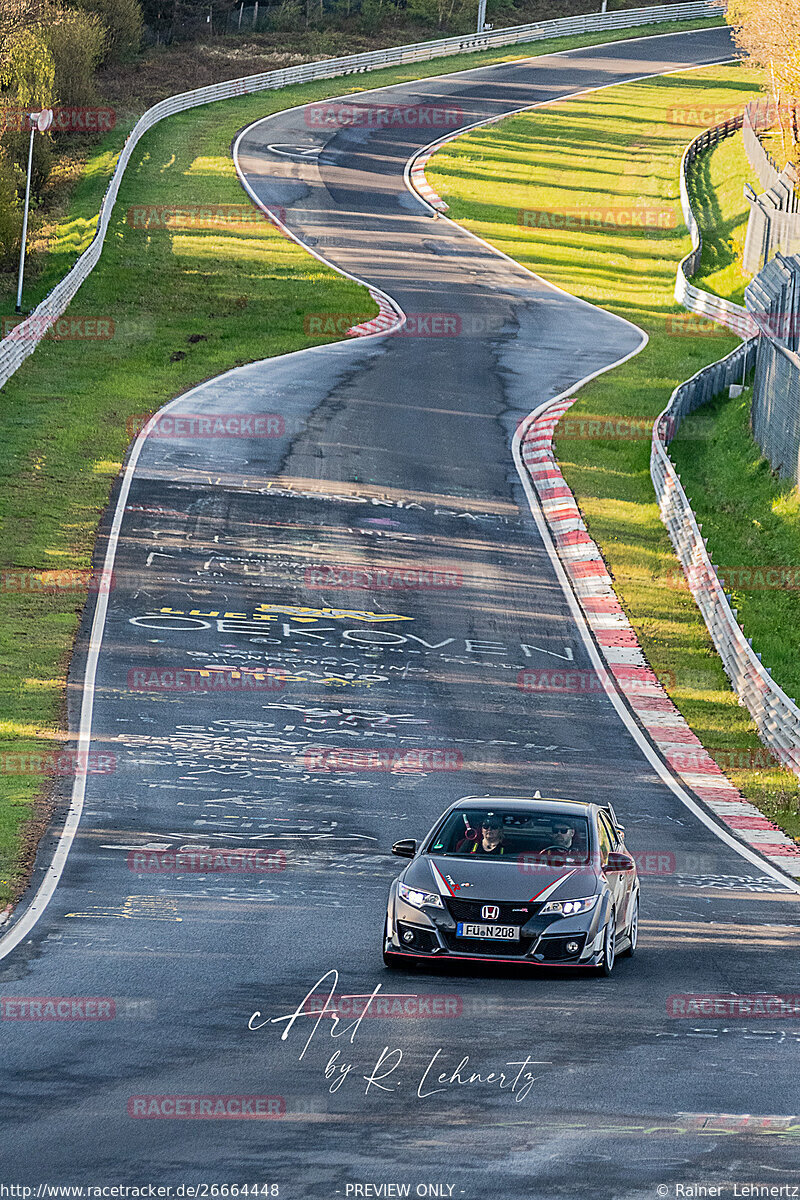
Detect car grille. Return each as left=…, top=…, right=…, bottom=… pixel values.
left=445, top=898, right=534, bottom=924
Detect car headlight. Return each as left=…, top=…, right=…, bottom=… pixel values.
left=398, top=882, right=443, bottom=909
left=540, top=895, right=598, bottom=917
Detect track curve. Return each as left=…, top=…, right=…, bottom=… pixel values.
left=1, top=27, right=799, bottom=1198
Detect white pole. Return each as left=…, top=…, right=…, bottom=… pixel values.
left=238, top=1, right=243, bottom=27
left=476, top=0, right=486, bottom=32
left=15, top=123, right=35, bottom=314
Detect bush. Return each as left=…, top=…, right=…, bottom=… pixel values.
left=73, top=0, right=142, bottom=62
left=1, top=129, right=52, bottom=201
left=0, top=147, right=22, bottom=270
left=45, top=7, right=107, bottom=107
left=264, top=0, right=305, bottom=31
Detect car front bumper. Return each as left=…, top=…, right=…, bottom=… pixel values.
left=386, top=892, right=606, bottom=966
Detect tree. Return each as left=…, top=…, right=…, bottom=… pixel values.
left=0, top=0, right=49, bottom=48
left=72, top=0, right=143, bottom=60
left=44, top=7, right=107, bottom=106
left=727, top=0, right=800, bottom=154
left=0, top=28, right=55, bottom=196
left=0, top=27, right=55, bottom=109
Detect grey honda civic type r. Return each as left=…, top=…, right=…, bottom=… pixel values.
left=383, top=796, right=639, bottom=974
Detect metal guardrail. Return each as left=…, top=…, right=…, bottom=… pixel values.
left=659, top=119, right=800, bottom=777
left=0, top=0, right=721, bottom=393
left=675, top=113, right=758, bottom=336
left=651, top=340, right=800, bottom=777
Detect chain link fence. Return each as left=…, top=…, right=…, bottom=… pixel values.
left=745, top=252, right=800, bottom=484
left=741, top=99, right=800, bottom=273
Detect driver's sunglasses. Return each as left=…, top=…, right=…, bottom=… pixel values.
left=553, top=825, right=572, bottom=834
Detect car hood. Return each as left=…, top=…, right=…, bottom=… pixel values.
left=403, top=855, right=601, bottom=903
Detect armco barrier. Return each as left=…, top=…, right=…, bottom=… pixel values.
left=675, top=114, right=758, bottom=336
left=665, top=114, right=800, bottom=778
left=0, top=0, right=720, bottom=393
left=652, top=341, right=800, bottom=779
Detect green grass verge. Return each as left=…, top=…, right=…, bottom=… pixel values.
left=1, top=14, right=726, bottom=313
left=689, top=129, right=760, bottom=305
left=0, top=16, right=727, bottom=906
left=427, top=61, right=800, bottom=843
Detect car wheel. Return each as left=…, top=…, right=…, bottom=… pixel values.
left=620, top=895, right=638, bottom=958
left=595, top=919, right=616, bottom=977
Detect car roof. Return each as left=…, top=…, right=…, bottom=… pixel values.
left=451, top=795, right=594, bottom=814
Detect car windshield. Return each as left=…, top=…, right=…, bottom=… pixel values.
left=426, top=808, right=592, bottom=862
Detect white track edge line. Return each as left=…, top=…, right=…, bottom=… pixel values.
left=401, top=69, right=800, bottom=894
left=0, top=35, right=766, bottom=962
left=0, top=198, right=410, bottom=966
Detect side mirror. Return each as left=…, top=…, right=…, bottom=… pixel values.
left=392, top=839, right=417, bottom=859
left=606, top=851, right=635, bottom=873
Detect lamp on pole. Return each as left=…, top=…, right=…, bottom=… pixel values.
left=15, top=107, right=53, bottom=315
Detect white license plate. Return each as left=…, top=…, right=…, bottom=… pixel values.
left=457, top=923, right=519, bottom=941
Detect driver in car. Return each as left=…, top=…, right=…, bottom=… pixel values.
left=551, top=820, right=576, bottom=850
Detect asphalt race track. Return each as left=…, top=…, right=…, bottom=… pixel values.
left=2, top=25, right=799, bottom=1199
